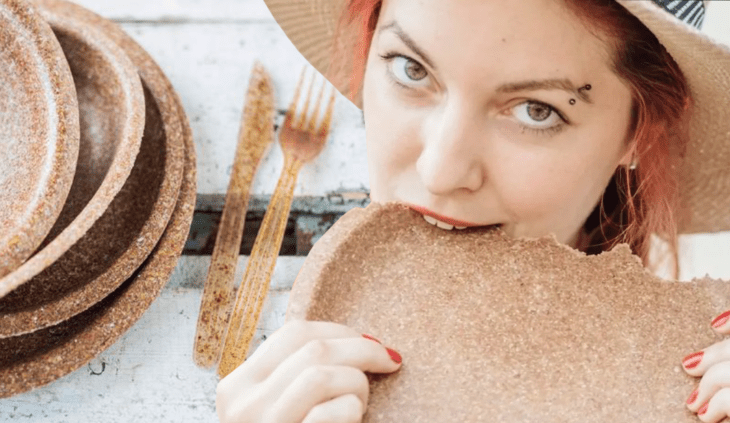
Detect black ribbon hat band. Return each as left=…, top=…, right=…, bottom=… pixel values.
left=652, top=0, right=706, bottom=29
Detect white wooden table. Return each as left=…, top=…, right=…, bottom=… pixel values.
left=1, top=1, right=730, bottom=422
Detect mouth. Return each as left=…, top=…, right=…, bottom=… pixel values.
left=408, top=204, right=503, bottom=231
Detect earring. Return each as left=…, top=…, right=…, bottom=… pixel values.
left=629, top=150, right=638, bottom=170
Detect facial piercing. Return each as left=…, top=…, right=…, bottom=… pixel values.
left=569, top=99, right=576, bottom=105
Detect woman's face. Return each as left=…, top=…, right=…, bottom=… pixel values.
left=362, top=0, right=635, bottom=246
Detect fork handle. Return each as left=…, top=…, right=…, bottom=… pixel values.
left=218, top=153, right=304, bottom=377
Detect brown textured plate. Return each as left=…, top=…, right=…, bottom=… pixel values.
left=0, top=81, right=195, bottom=398
left=0, top=0, right=79, bottom=279
left=288, top=202, right=730, bottom=423
left=0, top=0, right=146, bottom=299
left=0, top=0, right=186, bottom=338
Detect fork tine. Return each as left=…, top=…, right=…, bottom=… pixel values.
left=285, top=66, right=307, bottom=125
left=297, top=70, right=316, bottom=128
left=317, top=86, right=337, bottom=136
left=307, top=78, right=327, bottom=133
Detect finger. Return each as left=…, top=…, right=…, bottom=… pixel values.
left=695, top=387, right=730, bottom=423
left=302, top=394, right=364, bottom=423
left=688, top=361, right=730, bottom=412
left=228, top=320, right=362, bottom=382
left=682, top=339, right=730, bottom=376
left=263, top=337, right=401, bottom=395
left=711, top=310, right=730, bottom=335
left=266, top=366, right=368, bottom=423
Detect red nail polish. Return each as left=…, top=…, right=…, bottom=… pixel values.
left=711, top=310, right=730, bottom=329
left=687, top=389, right=699, bottom=405
left=386, top=347, right=402, bottom=364
left=683, top=351, right=704, bottom=369
left=362, top=334, right=381, bottom=344
left=698, top=401, right=709, bottom=416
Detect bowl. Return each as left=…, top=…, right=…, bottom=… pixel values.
left=0, top=0, right=186, bottom=337
left=0, top=0, right=79, bottom=279
left=0, top=52, right=195, bottom=397
left=0, top=0, right=146, bottom=299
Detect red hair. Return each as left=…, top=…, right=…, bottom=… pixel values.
left=330, top=0, right=691, bottom=273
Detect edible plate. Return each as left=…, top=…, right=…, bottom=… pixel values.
left=0, top=80, right=195, bottom=399
left=0, top=0, right=146, bottom=299
left=0, top=0, right=79, bottom=279
left=0, top=0, right=186, bottom=338
left=288, top=202, right=730, bottom=422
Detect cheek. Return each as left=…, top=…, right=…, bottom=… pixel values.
left=489, top=131, right=618, bottom=224
left=363, top=70, right=421, bottom=197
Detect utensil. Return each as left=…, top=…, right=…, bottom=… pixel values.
left=193, top=62, right=276, bottom=368
left=217, top=68, right=336, bottom=377
left=0, top=0, right=79, bottom=279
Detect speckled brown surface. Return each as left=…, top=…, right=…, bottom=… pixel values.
left=0, top=0, right=186, bottom=337
left=0, top=78, right=196, bottom=399
left=0, top=0, right=145, bottom=299
left=288, top=202, right=730, bottom=422
left=0, top=0, right=79, bottom=279
left=0, top=82, right=184, bottom=337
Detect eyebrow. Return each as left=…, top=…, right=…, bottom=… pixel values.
left=497, top=79, right=593, bottom=104
left=378, top=20, right=436, bottom=70
left=377, top=21, right=592, bottom=105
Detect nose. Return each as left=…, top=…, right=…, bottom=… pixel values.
left=416, top=101, right=485, bottom=195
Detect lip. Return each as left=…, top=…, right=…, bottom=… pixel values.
left=407, top=204, right=485, bottom=228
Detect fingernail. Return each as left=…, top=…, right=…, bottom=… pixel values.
left=386, top=347, right=402, bottom=364
left=687, top=389, right=699, bottom=405
left=697, top=401, right=709, bottom=416
left=362, top=334, right=381, bottom=344
left=683, top=351, right=704, bottom=369
left=711, top=310, right=730, bottom=329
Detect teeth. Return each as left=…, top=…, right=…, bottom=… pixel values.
left=436, top=220, right=454, bottom=230
left=455, top=226, right=466, bottom=230
left=422, top=214, right=455, bottom=230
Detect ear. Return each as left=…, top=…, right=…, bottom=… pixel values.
left=618, top=132, right=637, bottom=167
left=618, top=143, right=634, bottom=166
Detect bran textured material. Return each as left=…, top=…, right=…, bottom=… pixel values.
left=0, top=0, right=79, bottom=279
left=288, top=202, right=730, bottom=422
left=194, top=62, right=276, bottom=369
left=0, top=0, right=186, bottom=338
left=0, top=76, right=196, bottom=399
left=0, top=0, right=146, bottom=299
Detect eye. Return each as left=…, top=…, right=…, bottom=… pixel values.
left=388, top=55, right=430, bottom=86
left=512, top=101, right=564, bottom=129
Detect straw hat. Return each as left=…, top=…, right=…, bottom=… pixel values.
left=263, top=0, right=730, bottom=235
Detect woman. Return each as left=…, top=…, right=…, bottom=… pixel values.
left=217, top=0, right=730, bottom=421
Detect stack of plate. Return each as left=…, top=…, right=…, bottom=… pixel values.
left=0, top=0, right=196, bottom=397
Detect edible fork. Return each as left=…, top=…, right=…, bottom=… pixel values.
left=218, top=68, right=336, bottom=377
left=193, top=62, right=275, bottom=369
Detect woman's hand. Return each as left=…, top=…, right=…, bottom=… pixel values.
left=683, top=310, right=730, bottom=422
left=216, top=320, right=403, bottom=423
